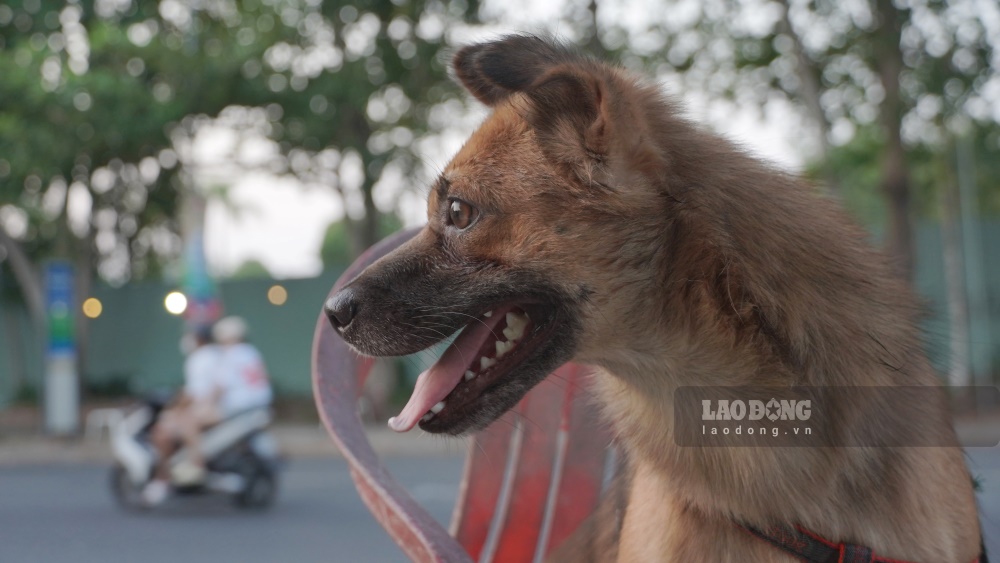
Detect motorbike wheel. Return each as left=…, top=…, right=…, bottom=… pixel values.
left=233, top=462, right=277, bottom=510
left=109, top=464, right=147, bottom=511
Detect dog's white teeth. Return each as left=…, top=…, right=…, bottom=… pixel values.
left=421, top=413, right=434, bottom=422
left=495, top=340, right=514, bottom=357
left=431, top=401, right=445, bottom=414
left=483, top=311, right=493, bottom=318
left=503, top=311, right=529, bottom=341
left=480, top=356, right=496, bottom=370
left=464, top=370, right=476, bottom=381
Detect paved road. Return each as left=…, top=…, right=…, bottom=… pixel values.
left=1, top=450, right=997, bottom=562
left=0, top=456, right=465, bottom=563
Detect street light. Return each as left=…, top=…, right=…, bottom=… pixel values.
left=164, top=291, right=188, bottom=315
left=82, top=297, right=103, bottom=319
left=267, top=285, right=287, bottom=306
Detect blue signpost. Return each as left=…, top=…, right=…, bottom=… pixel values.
left=182, top=228, right=221, bottom=327
left=44, top=260, right=78, bottom=435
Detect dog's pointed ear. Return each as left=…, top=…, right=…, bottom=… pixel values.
left=455, top=36, right=659, bottom=188
left=521, top=69, right=610, bottom=170
left=452, top=35, right=576, bottom=106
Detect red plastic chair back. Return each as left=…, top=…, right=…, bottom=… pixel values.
left=312, top=228, right=612, bottom=562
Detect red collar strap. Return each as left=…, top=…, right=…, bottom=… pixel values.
left=738, top=523, right=988, bottom=563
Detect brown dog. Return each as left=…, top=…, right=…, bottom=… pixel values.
left=326, top=36, right=982, bottom=562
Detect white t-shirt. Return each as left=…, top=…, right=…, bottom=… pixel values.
left=216, top=343, right=273, bottom=416
left=184, top=344, right=223, bottom=401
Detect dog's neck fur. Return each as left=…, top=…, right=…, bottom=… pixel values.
left=574, top=104, right=980, bottom=562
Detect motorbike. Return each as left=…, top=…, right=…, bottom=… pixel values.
left=108, top=393, right=282, bottom=510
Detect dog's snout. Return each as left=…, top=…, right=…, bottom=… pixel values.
left=325, top=288, right=358, bottom=330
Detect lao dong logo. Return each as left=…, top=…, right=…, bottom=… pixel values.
left=701, top=398, right=812, bottom=421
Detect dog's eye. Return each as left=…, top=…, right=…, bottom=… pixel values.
left=448, top=199, right=479, bottom=230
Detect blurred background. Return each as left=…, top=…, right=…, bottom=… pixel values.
left=2, top=0, right=1000, bottom=423
left=0, top=0, right=998, bottom=560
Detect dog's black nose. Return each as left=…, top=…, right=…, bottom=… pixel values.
left=325, top=288, right=358, bottom=330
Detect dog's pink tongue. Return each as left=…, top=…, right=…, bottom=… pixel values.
left=388, top=312, right=505, bottom=433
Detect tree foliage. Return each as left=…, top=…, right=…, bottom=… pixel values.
left=229, top=257, right=272, bottom=279
left=0, top=0, right=480, bottom=315
left=320, top=213, right=402, bottom=271
left=587, top=0, right=999, bottom=277
left=3, top=0, right=996, bottom=292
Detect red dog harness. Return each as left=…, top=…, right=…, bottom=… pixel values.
left=740, top=523, right=989, bottom=563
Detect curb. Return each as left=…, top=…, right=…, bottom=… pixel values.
left=0, top=424, right=468, bottom=466
left=2, top=418, right=994, bottom=467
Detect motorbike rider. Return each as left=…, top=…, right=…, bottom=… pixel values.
left=142, top=316, right=272, bottom=506
left=143, top=323, right=223, bottom=505
left=211, top=316, right=273, bottom=428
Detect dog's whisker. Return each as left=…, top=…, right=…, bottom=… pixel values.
left=414, top=310, right=505, bottom=344
left=411, top=320, right=455, bottom=332
left=398, top=321, right=453, bottom=346
left=410, top=313, right=456, bottom=321
left=400, top=354, right=431, bottom=375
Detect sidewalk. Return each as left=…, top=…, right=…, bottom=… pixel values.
left=1, top=409, right=995, bottom=466
left=0, top=423, right=468, bottom=466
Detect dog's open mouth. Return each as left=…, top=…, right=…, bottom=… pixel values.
left=388, top=304, right=554, bottom=433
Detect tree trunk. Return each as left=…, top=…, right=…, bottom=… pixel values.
left=874, top=0, right=914, bottom=280
left=881, top=139, right=914, bottom=278
left=345, top=179, right=381, bottom=257
left=776, top=0, right=839, bottom=195
left=344, top=106, right=380, bottom=257
left=73, top=232, right=94, bottom=385
left=940, top=146, right=970, bottom=386
left=330, top=18, right=382, bottom=258
left=0, top=226, right=44, bottom=327
left=358, top=175, right=380, bottom=252
left=586, top=0, right=604, bottom=56
left=956, top=135, right=994, bottom=393
left=3, top=305, right=27, bottom=394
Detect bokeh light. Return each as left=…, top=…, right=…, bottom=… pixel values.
left=267, top=285, right=288, bottom=306
left=82, top=297, right=103, bottom=319
left=164, top=292, right=188, bottom=315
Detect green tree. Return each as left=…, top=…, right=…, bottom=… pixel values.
left=0, top=0, right=482, bottom=391
left=0, top=0, right=480, bottom=315
left=584, top=0, right=998, bottom=278
left=230, top=258, right=272, bottom=280
left=320, top=220, right=353, bottom=271
left=320, top=213, right=402, bottom=270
